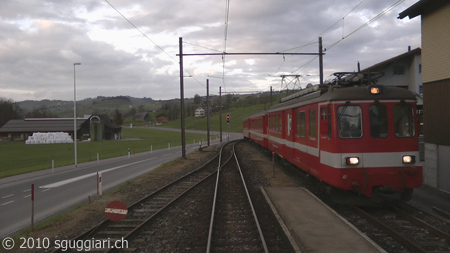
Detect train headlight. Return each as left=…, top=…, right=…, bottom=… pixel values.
left=369, top=86, right=382, bottom=95
left=345, top=157, right=360, bottom=165
left=402, top=155, right=416, bottom=164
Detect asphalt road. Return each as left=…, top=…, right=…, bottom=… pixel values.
left=0, top=132, right=242, bottom=238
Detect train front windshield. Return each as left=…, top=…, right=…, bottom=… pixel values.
left=338, top=103, right=415, bottom=139
left=337, top=105, right=362, bottom=138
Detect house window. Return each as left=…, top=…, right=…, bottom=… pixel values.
left=393, top=65, right=405, bottom=75
left=419, top=64, right=422, bottom=74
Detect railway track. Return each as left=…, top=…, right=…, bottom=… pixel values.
left=207, top=141, right=268, bottom=252
left=355, top=205, right=450, bottom=252
left=53, top=142, right=233, bottom=252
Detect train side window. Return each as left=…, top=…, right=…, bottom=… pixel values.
left=295, top=112, right=300, bottom=137
left=369, top=104, right=388, bottom=138
left=394, top=103, right=415, bottom=137
left=300, top=111, right=306, bottom=137
left=320, top=107, right=327, bottom=137
left=278, top=114, right=282, bottom=133
left=270, top=115, right=275, bottom=133
left=337, top=105, right=362, bottom=138
left=321, top=108, right=327, bottom=120
left=287, top=114, right=292, bottom=136
left=269, top=115, right=272, bottom=132
left=328, top=106, right=332, bottom=139
left=309, top=109, right=316, bottom=139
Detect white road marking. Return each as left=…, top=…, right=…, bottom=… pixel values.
left=1, top=201, right=14, bottom=206
left=1, top=194, right=14, bottom=199
left=39, top=157, right=156, bottom=189
left=23, top=189, right=31, bottom=192
left=23, top=195, right=31, bottom=198
left=41, top=188, right=51, bottom=192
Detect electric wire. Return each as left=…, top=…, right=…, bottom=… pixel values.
left=274, top=0, right=368, bottom=86
left=222, top=0, right=231, bottom=91
left=290, top=0, right=406, bottom=76
left=326, top=0, right=405, bottom=51
left=103, top=0, right=204, bottom=87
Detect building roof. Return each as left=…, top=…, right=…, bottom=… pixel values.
left=360, top=48, right=421, bottom=72
left=134, top=112, right=149, bottom=117
left=398, top=0, right=449, bottom=19
left=0, top=116, right=121, bottom=133
left=0, top=118, right=88, bottom=133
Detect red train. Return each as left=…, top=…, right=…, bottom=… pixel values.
left=243, top=73, right=422, bottom=202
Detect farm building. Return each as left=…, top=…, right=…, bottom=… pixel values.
left=0, top=115, right=121, bottom=142
left=156, top=114, right=169, bottom=123
left=133, top=112, right=151, bottom=122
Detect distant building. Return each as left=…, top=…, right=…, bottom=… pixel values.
left=0, top=115, right=121, bottom=142
left=156, top=114, right=169, bottom=123
left=133, top=112, right=151, bottom=122
left=360, top=47, right=422, bottom=105
left=194, top=107, right=205, bottom=117
left=399, top=0, right=450, bottom=193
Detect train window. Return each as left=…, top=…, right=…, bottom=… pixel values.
left=321, top=108, right=327, bottom=120
left=271, top=115, right=274, bottom=132
left=278, top=114, right=282, bottom=133
left=328, top=106, right=332, bottom=139
left=369, top=104, right=388, bottom=138
left=300, top=111, right=306, bottom=137
left=287, top=114, right=292, bottom=136
left=337, top=105, right=362, bottom=138
left=310, top=109, right=316, bottom=139
left=394, top=103, right=415, bottom=137
left=295, top=112, right=300, bottom=136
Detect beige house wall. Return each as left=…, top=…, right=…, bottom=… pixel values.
left=421, top=4, right=450, bottom=83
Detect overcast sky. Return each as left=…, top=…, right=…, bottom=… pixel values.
left=0, top=0, right=420, bottom=102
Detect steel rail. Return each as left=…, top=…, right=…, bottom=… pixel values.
left=51, top=145, right=225, bottom=253
left=233, top=142, right=269, bottom=253
left=106, top=170, right=218, bottom=252
left=355, top=207, right=427, bottom=253
left=391, top=205, right=450, bottom=241
left=206, top=140, right=268, bottom=253
left=206, top=141, right=238, bottom=253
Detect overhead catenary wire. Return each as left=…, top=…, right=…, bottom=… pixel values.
left=289, top=0, right=406, bottom=76
left=273, top=0, right=367, bottom=84
left=103, top=0, right=204, bottom=87
left=222, top=0, right=231, bottom=91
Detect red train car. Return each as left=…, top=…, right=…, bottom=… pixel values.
left=244, top=74, right=422, bottom=202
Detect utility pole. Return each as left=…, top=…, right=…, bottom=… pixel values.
left=177, top=37, right=325, bottom=148
left=319, top=37, right=324, bottom=85
left=207, top=79, right=210, bottom=146
left=179, top=37, right=186, bottom=158
left=219, top=86, right=222, bottom=143
left=270, top=86, right=273, bottom=107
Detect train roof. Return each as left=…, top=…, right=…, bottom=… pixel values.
left=243, top=110, right=267, bottom=121
left=268, top=84, right=417, bottom=113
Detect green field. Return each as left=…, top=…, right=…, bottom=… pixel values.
left=0, top=128, right=214, bottom=179
left=155, top=103, right=267, bottom=133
